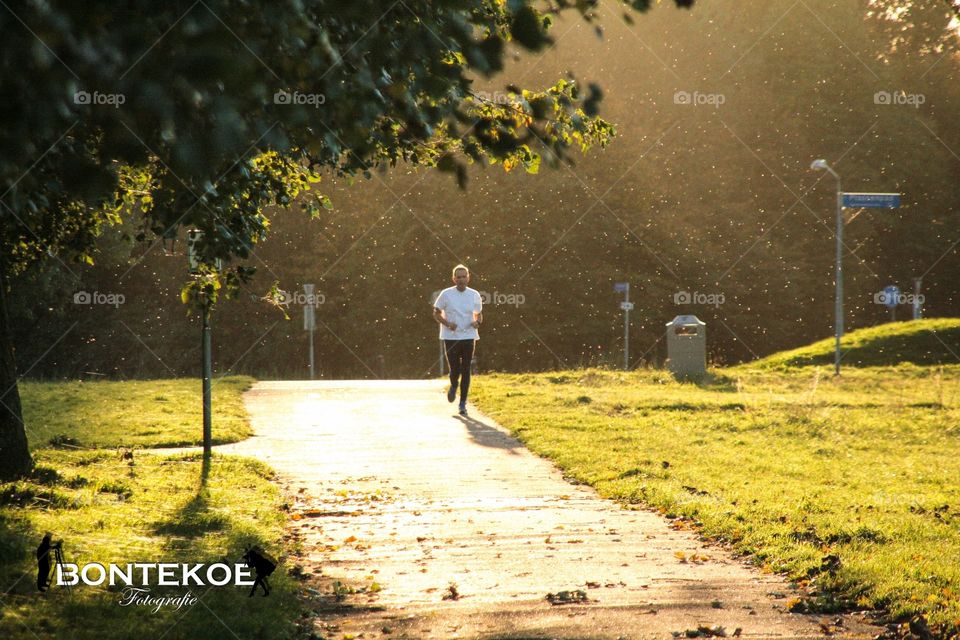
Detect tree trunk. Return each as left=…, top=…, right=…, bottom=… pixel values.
left=0, top=274, right=33, bottom=481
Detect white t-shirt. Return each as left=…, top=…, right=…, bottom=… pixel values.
left=434, top=286, right=482, bottom=340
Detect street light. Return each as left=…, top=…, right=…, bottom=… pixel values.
left=810, top=159, right=843, bottom=376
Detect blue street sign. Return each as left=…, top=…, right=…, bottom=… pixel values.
left=883, top=285, right=900, bottom=308
left=613, top=282, right=629, bottom=293
left=841, top=192, right=900, bottom=208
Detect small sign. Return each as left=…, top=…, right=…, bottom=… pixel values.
left=882, top=285, right=900, bottom=309
left=613, top=282, right=629, bottom=293
left=620, top=301, right=635, bottom=311
left=842, top=192, right=901, bottom=208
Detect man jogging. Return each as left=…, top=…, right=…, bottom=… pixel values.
left=433, top=264, right=483, bottom=416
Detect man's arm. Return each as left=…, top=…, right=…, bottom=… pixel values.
left=434, top=307, right=456, bottom=331
left=471, top=310, right=482, bottom=329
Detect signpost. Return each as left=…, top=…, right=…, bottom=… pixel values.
left=303, top=284, right=316, bottom=379
left=810, top=160, right=902, bottom=376
left=882, top=284, right=900, bottom=321
left=614, top=282, right=630, bottom=370
left=912, top=277, right=923, bottom=320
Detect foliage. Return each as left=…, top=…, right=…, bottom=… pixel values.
left=0, top=0, right=683, bottom=299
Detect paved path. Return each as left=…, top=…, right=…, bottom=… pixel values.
left=218, top=380, right=878, bottom=639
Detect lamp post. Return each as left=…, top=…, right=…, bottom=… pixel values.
left=810, top=159, right=843, bottom=376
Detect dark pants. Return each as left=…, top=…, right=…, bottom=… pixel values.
left=444, top=339, right=475, bottom=405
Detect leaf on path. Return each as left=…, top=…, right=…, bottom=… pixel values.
left=546, top=589, right=590, bottom=605
left=676, top=625, right=727, bottom=638
left=442, top=582, right=461, bottom=600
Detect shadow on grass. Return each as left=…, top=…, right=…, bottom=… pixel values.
left=455, top=414, right=523, bottom=454
left=0, top=510, right=41, bottom=596
left=141, top=455, right=301, bottom=639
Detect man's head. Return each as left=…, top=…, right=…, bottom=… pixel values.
left=451, top=264, right=470, bottom=290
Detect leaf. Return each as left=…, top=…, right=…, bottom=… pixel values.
left=510, top=7, right=548, bottom=50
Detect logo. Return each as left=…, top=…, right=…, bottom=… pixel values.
left=73, top=90, right=125, bottom=107
left=478, top=290, right=525, bottom=307
left=874, top=90, right=925, bottom=108
left=873, top=291, right=924, bottom=306
left=73, top=291, right=125, bottom=308
left=275, top=289, right=325, bottom=308
left=36, top=533, right=62, bottom=593
left=37, top=534, right=278, bottom=611
left=241, top=545, right=277, bottom=597
left=472, top=90, right=517, bottom=106
left=673, top=90, right=726, bottom=107
left=674, top=290, right=725, bottom=308
left=273, top=90, right=326, bottom=107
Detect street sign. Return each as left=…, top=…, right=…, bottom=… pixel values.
left=620, top=301, right=635, bottom=311
left=841, top=192, right=900, bottom=208
left=882, top=285, right=900, bottom=309
left=613, top=282, right=629, bottom=293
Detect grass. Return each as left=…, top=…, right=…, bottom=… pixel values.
left=21, top=376, right=255, bottom=450
left=0, top=377, right=303, bottom=640
left=752, top=318, right=960, bottom=368
left=472, top=364, right=960, bottom=634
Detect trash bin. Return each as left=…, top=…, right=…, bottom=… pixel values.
left=666, top=315, right=706, bottom=378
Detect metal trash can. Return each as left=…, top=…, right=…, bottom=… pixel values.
left=666, top=315, right=706, bottom=378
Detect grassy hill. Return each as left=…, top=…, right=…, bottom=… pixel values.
left=749, top=318, right=960, bottom=369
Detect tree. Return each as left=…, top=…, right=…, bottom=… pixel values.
left=0, top=0, right=693, bottom=480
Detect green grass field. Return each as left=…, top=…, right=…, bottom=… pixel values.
left=473, top=321, right=960, bottom=635
left=0, top=376, right=302, bottom=640
left=20, top=376, right=254, bottom=449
